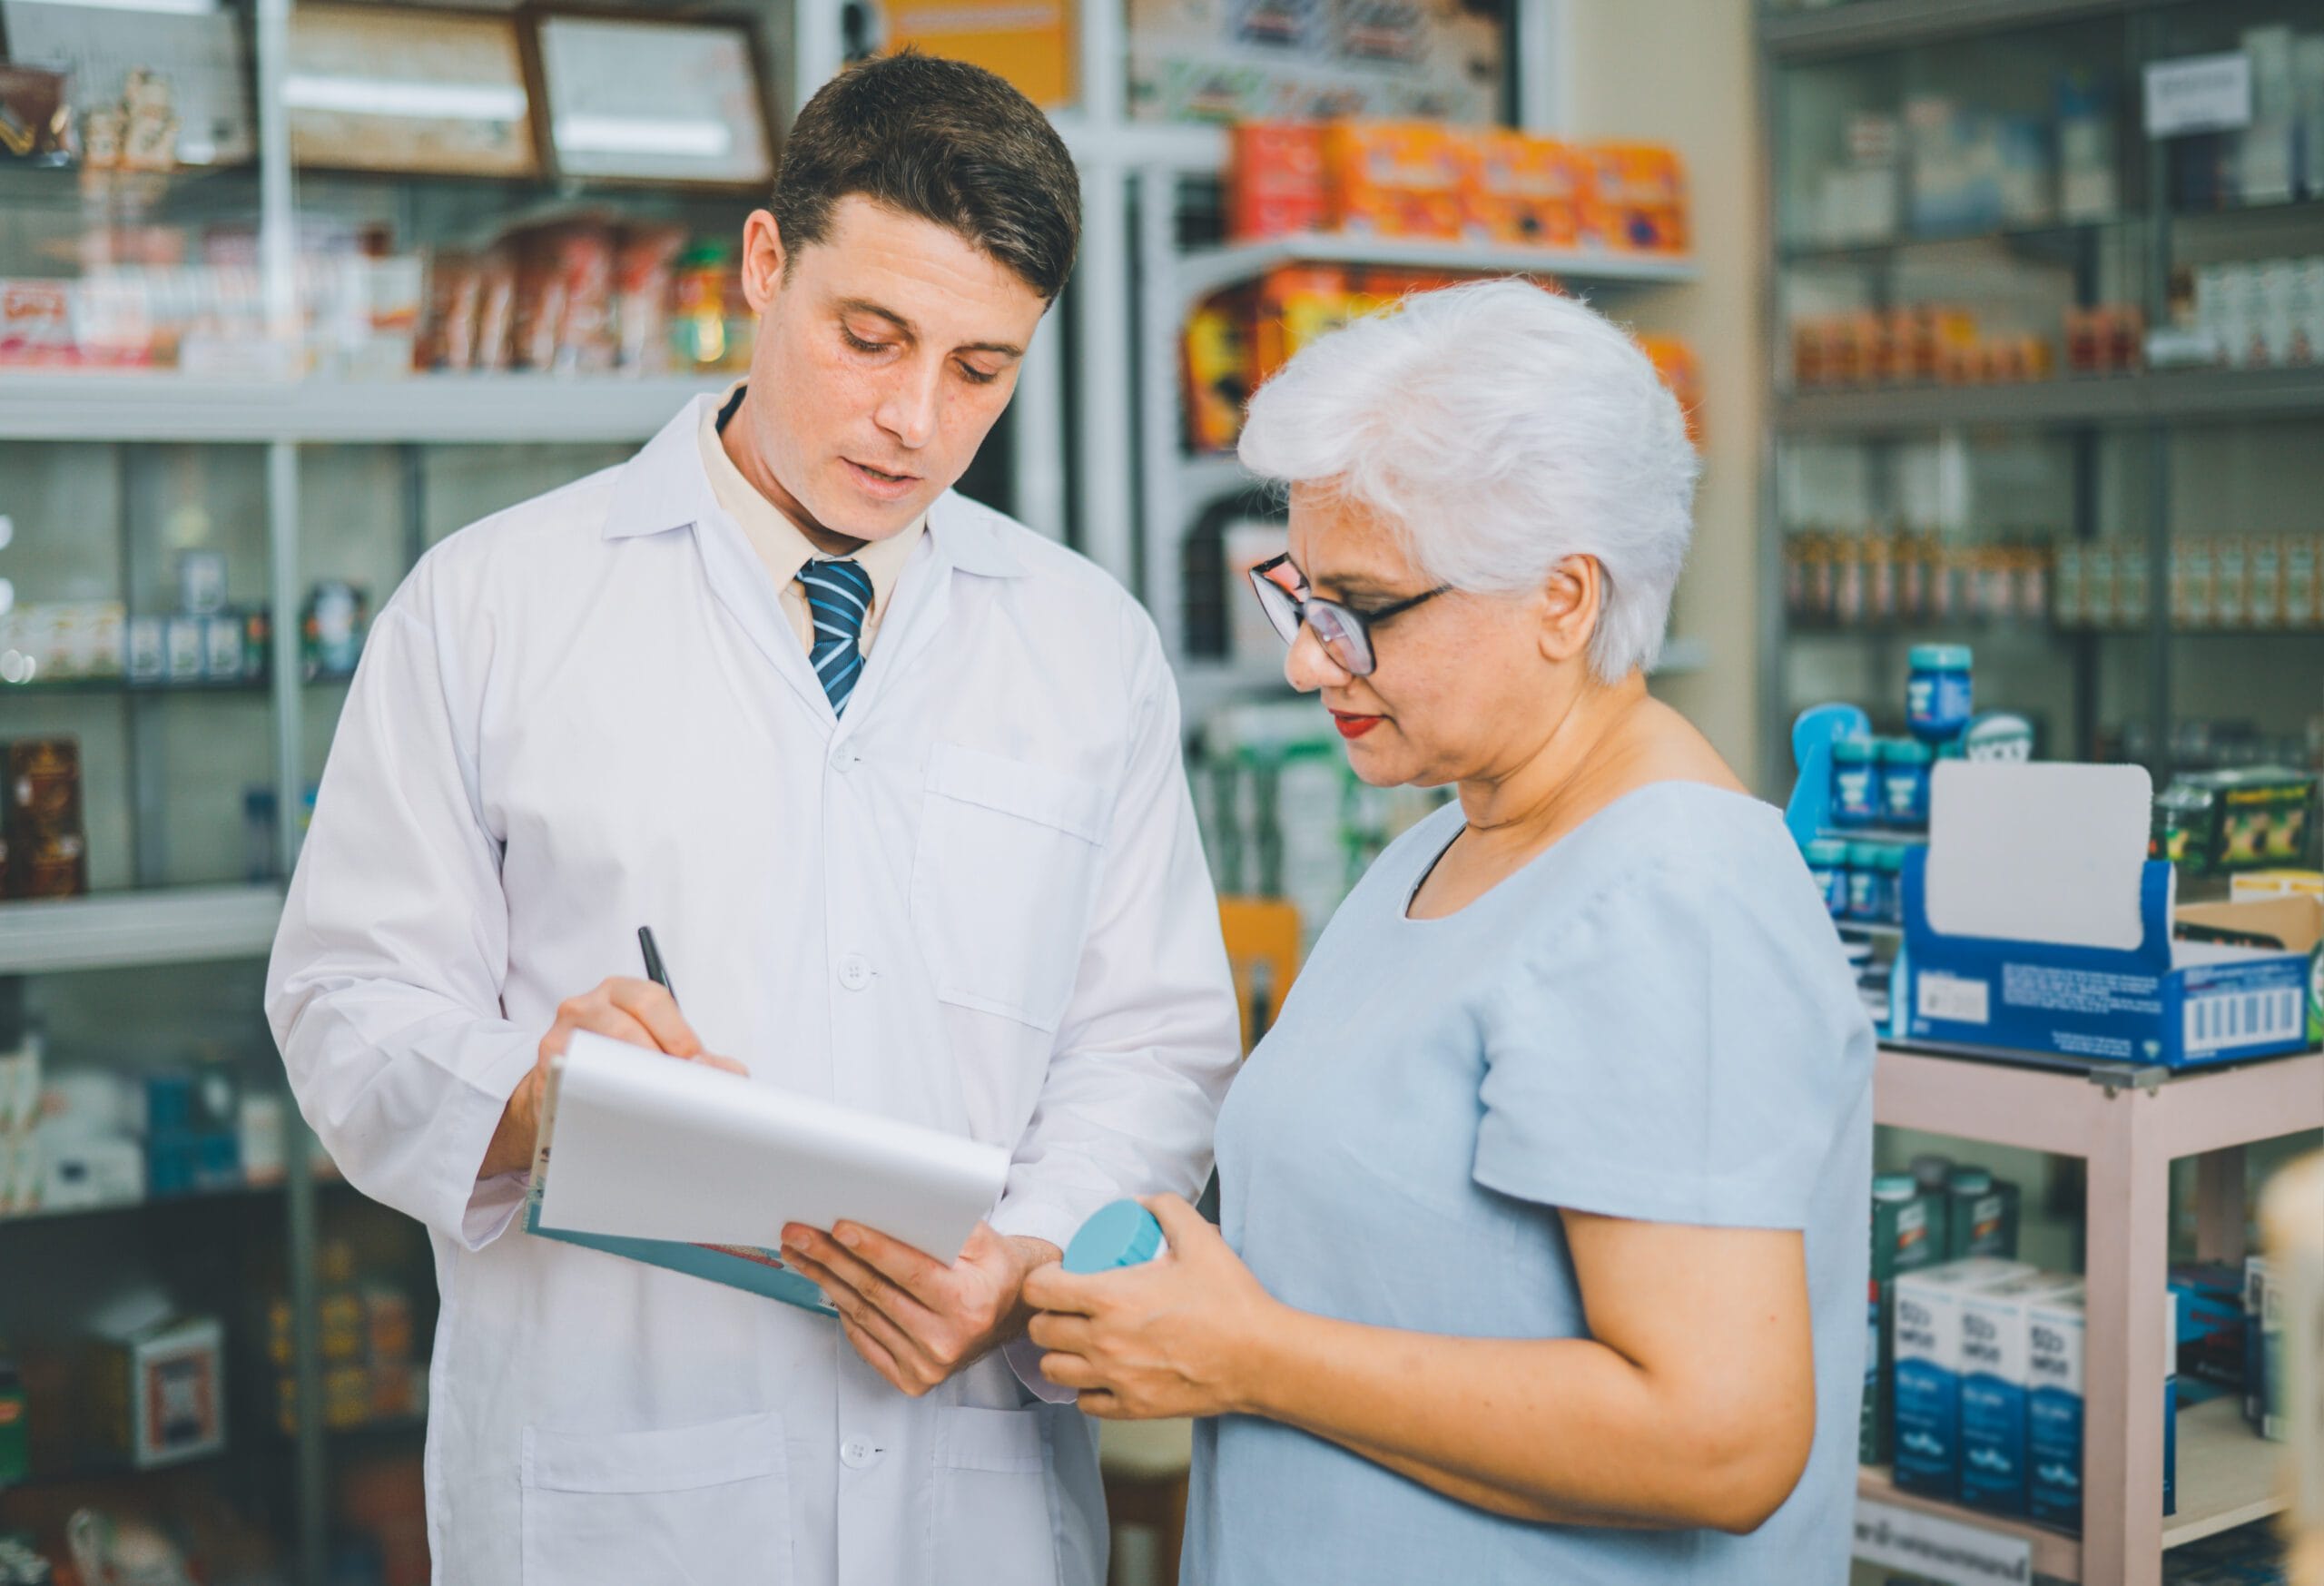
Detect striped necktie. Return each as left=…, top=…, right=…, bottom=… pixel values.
left=797, top=557, right=874, bottom=715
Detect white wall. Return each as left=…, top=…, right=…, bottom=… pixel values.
left=1568, top=0, right=1768, bottom=786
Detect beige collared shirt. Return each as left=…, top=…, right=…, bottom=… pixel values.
left=698, top=381, right=924, bottom=655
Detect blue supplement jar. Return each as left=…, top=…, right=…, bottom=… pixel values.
left=1905, top=644, right=1974, bottom=744
left=1063, top=1199, right=1166, bottom=1274
left=1831, top=736, right=1881, bottom=828
left=1871, top=843, right=1906, bottom=923
left=1879, top=738, right=1935, bottom=830
left=1846, top=842, right=1885, bottom=921
left=1805, top=838, right=1850, bottom=917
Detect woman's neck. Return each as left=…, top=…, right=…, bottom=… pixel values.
left=1454, top=671, right=1651, bottom=856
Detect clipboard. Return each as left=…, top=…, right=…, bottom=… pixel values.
left=522, top=1030, right=1010, bottom=1315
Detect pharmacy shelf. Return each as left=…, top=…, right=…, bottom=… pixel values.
left=1760, top=0, right=2195, bottom=62
left=1856, top=1463, right=2082, bottom=1581
left=0, top=373, right=729, bottom=446
left=0, top=1179, right=285, bottom=1229
left=1777, top=367, right=2324, bottom=436
left=1050, top=114, right=1229, bottom=173
left=1867, top=1043, right=2321, bottom=1586
left=0, top=884, right=283, bottom=974
left=1852, top=1399, right=2283, bottom=1584
left=2166, top=1395, right=2290, bottom=1551
left=1174, top=236, right=1696, bottom=315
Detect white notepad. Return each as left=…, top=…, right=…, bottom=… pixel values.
left=535, top=1029, right=1010, bottom=1265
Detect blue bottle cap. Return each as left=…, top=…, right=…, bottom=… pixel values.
left=1062, top=1199, right=1166, bottom=1274
left=1908, top=643, right=1974, bottom=671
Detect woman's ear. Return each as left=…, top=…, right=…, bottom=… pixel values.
left=1536, top=556, right=1603, bottom=665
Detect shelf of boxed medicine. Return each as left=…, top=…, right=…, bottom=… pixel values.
left=0, top=372, right=730, bottom=446
left=1777, top=365, right=2324, bottom=437
left=1172, top=236, right=1697, bottom=318
left=0, top=884, right=281, bottom=975
left=1759, top=0, right=2143, bottom=60
left=1861, top=1042, right=2321, bottom=1586
left=1856, top=1396, right=2281, bottom=1583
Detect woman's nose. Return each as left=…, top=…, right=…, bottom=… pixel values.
left=1284, top=624, right=1346, bottom=694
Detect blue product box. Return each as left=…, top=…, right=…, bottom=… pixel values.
left=1902, top=850, right=2311, bottom=1069
left=1959, top=1272, right=2078, bottom=1516
left=1891, top=1259, right=2033, bottom=1500
left=2025, top=1283, right=2085, bottom=1529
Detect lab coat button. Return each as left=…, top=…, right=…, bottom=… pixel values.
left=841, top=1438, right=882, bottom=1469
left=838, top=954, right=872, bottom=991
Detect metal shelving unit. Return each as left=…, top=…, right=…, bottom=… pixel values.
left=1777, top=366, right=2324, bottom=436
left=0, top=885, right=284, bottom=976
left=1762, top=0, right=2197, bottom=62
left=0, top=374, right=732, bottom=446
left=1172, top=235, right=1698, bottom=315
left=1864, top=1045, right=2319, bottom=1586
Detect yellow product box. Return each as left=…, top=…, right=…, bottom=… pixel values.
left=1581, top=142, right=1687, bottom=254
left=882, top=0, right=1072, bottom=107
left=1323, top=122, right=1467, bottom=241
left=1637, top=334, right=1702, bottom=445
left=1472, top=131, right=1584, bottom=249
left=2231, top=871, right=2324, bottom=902
left=1182, top=289, right=1251, bottom=453
left=1252, top=263, right=1364, bottom=384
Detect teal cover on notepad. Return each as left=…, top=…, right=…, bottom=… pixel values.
left=520, top=1175, right=839, bottom=1315
left=518, top=1062, right=838, bottom=1317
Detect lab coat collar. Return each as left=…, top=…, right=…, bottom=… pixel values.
left=603, top=395, right=1027, bottom=581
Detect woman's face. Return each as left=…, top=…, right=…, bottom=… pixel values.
left=1280, top=486, right=1584, bottom=789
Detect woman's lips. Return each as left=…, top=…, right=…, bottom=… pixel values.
left=1331, top=712, right=1383, bottom=739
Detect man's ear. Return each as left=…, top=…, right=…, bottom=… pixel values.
left=739, top=210, right=788, bottom=316
left=1536, top=556, right=1603, bottom=665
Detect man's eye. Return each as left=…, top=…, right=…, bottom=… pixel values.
left=958, top=362, right=1000, bottom=386
left=842, top=329, right=889, bottom=354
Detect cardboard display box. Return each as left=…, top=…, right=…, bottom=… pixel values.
left=1902, top=763, right=2315, bottom=1070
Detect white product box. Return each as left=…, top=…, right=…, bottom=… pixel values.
left=2026, top=1281, right=2086, bottom=1528
left=1959, top=1271, right=2081, bottom=1517
left=1892, top=1258, right=2035, bottom=1500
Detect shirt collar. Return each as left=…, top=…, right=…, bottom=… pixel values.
left=601, top=388, right=1026, bottom=580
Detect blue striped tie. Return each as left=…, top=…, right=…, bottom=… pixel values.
left=797, top=557, right=874, bottom=715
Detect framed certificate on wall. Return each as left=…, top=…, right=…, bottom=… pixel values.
left=536, top=15, right=773, bottom=187
left=285, top=4, right=537, bottom=178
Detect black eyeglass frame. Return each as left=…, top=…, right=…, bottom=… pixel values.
left=1245, top=552, right=1452, bottom=677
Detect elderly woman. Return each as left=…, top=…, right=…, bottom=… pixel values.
left=1023, top=280, right=1874, bottom=1583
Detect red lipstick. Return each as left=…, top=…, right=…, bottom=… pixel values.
left=1331, top=712, right=1383, bottom=739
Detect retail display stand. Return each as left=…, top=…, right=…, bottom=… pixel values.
left=1866, top=1042, right=2319, bottom=1585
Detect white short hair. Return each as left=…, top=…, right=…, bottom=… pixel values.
left=1236, top=278, right=1699, bottom=680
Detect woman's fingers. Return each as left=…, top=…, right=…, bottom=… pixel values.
left=1026, top=1312, right=1091, bottom=1352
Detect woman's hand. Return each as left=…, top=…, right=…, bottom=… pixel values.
left=1020, top=1195, right=1284, bottom=1420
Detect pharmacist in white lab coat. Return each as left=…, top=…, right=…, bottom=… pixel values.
left=264, top=54, right=1238, bottom=1586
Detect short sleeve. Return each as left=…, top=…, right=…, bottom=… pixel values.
left=1472, top=840, right=1868, bottom=1230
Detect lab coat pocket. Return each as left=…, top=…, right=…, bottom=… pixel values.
left=520, top=1410, right=791, bottom=1586
left=931, top=1404, right=1059, bottom=1586
left=913, top=743, right=1111, bottom=1033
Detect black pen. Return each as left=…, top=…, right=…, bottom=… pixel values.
left=638, top=925, right=678, bottom=1008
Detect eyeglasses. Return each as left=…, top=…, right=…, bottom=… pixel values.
left=1246, top=553, right=1450, bottom=678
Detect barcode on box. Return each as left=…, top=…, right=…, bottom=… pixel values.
left=2183, top=988, right=2304, bottom=1055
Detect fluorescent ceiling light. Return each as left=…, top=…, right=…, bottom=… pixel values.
left=7, top=0, right=218, bottom=13
left=281, top=75, right=526, bottom=123
left=554, top=115, right=731, bottom=159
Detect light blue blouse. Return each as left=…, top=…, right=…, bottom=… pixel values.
left=1185, top=783, right=1875, bottom=1586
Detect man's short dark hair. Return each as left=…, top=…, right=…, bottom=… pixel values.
left=772, top=52, right=1082, bottom=300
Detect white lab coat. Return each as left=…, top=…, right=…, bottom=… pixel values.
left=265, top=395, right=1240, bottom=1586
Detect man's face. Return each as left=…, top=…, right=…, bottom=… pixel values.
left=734, top=195, right=1049, bottom=545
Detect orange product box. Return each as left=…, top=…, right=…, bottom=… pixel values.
left=884, top=0, right=1072, bottom=108
left=1323, top=121, right=1467, bottom=241
left=1581, top=142, right=1688, bottom=254
left=1639, top=335, right=1702, bottom=444
left=1229, top=123, right=1328, bottom=241
left=1251, top=264, right=1364, bottom=384
left=1183, top=288, right=1252, bottom=453
left=1472, top=131, right=1586, bottom=249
